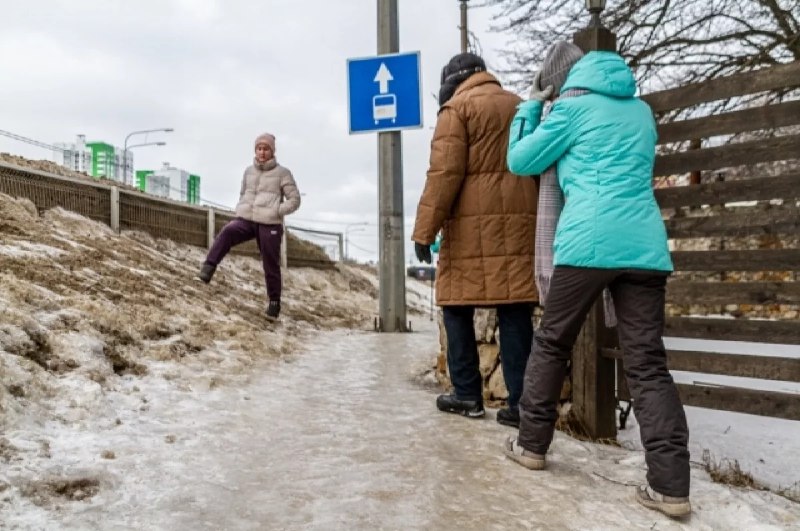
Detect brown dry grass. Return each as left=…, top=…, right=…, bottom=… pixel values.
left=701, top=450, right=757, bottom=489
left=553, top=406, right=622, bottom=447
left=0, top=193, right=378, bottom=396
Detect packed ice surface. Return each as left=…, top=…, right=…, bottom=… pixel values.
left=1, top=192, right=798, bottom=529
left=3, top=325, right=799, bottom=530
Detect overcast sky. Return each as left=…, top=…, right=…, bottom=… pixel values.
left=0, top=0, right=516, bottom=263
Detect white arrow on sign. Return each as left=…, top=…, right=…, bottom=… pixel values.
left=374, top=63, right=394, bottom=94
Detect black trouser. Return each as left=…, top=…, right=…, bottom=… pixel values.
left=518, top=267, right=690, bottom=497
left=442, top=303, right=533, bottom=409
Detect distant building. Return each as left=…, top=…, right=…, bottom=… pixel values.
left=86, top=141, right=132, bottom=183
left=136, top=162, right=200, bottom=204
left=54, top=136, right=200, bottom=204
left=54, top=135, right=132, bottom=183
left=135, top=170, right=170, bottom=199
left=54, top=135, right=93, bottom=175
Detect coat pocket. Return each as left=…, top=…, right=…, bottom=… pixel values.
left=254, top=191, right=280, bottom=207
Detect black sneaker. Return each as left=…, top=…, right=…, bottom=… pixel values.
left=436, top=394, right=485, bottom=418
left=496, top=407, right=520, bottom=428
left=266, top=300, right=281, bottom=322
left=198, top=263, right=216, bottom=284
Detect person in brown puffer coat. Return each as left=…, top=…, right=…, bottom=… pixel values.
left=412, top=53, right=539, bottom=427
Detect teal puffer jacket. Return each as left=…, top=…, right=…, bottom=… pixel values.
left=507, top=51, right=672, bottom=272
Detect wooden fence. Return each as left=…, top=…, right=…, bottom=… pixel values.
left=0, top=161, right=335, bottom=269
left=573, top=60, right=800, bottom=439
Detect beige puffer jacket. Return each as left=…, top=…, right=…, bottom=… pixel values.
left=234, top=159, right=301, bottom=224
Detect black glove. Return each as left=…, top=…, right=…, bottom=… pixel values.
left=414, top=242, right=432, bottom=264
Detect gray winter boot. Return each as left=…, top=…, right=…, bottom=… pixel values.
left=503, top=436, right=545, bottom=470
left=635, top=485, right=691, bottom=518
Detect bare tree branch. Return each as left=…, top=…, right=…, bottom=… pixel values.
left=485, top=0, right=800, bottom=93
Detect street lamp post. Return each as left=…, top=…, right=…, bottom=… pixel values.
left=345, top=222, right=368, bottom=261
left=574, top=0, right=615, bottom=52
left=125, top=141, right=166, bottom=187
left=123, top=128, right=174, bottom=185
left=586, top=0, right=605, bottom=27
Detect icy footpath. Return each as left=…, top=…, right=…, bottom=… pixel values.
left=3, top=323, right=798, bottom=530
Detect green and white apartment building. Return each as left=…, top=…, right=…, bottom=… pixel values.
left=55, top=135, right=200, bottom=204
left=135, top=163, right=200, bottom=205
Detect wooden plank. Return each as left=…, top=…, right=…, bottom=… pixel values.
left=665, top=208, right=800, bottom=239
left=664, top=317, right=800, bottom=344
left=666, top=281, right=800, bottom=305
left=655, top=172, right=800, bottom=208
left=601, top=348, right=800, bottom=382
left=571, top=301, right=617, bottom=440
left=657, top=100, right=800, bottom=144
left=676, top=383, right=800, bottom=421
left=670, top=350, right=800, bottom=382
left=654, top=135, right=800, bottom=177
left=670, top=250, right=800, bottom=271
left=642, top=61, right=800, bottom=114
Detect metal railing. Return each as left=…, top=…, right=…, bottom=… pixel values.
left=0, top=160, right=333, bottom=269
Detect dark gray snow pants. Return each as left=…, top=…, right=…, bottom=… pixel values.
left=518, top=266, right=690, bottom=497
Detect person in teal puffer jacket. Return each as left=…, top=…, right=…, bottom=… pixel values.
left=501, top=43, right=691, bottom=519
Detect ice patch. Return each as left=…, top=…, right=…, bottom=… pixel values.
left=0, top=241, right=66, bottom=258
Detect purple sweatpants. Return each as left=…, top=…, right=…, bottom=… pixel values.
left=205, top=218, right=283, bottom=301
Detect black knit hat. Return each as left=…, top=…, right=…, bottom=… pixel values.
left=439, top=52, right=486, bottom=106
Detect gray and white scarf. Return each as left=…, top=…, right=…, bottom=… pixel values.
left=535, top=89, right=618, bottom=327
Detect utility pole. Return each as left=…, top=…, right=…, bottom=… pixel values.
left=459, top=0, right=469, bottom=53
left=377, top=0, right=407, bottom=332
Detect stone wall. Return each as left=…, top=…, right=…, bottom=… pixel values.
left=434, top=307, right=571, bottom=408
left=434, top=309, right=506, bottom=404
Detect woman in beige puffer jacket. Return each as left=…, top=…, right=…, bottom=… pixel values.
left=198, top=132, right=301, bottom=321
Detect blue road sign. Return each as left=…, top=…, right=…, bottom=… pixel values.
left=347, top=51, right=423, bottom=134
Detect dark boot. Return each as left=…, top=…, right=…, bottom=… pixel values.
left=266, top=300, right=281, bottom=322
left=436, top=394, right=485, bottom=418
left=198, top=263, right=216, bottom=284
left=496, top=407, right=520, bottom=428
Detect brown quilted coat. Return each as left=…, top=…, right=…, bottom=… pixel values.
left=412, top=72, right=538, bottom=306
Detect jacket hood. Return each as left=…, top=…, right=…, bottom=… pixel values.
left=453, top=71, right=501, bottom=97
left=561, top=51, right=636, bottom=98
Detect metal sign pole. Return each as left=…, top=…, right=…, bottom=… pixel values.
left=377, top=0, right=407, bottom=332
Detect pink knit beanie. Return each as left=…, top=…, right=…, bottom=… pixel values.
left=254, top=132, right=276, bottom=152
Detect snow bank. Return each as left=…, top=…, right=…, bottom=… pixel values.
left=0, top=191, right=426, bottom=513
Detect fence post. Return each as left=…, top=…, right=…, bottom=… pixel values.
left=569, top=9, right=618, bottom=440
left=110, top=186, right=120, bottom=233
left=338, top=233, right=344, bottom=262
left=206, top=208, right=215, bottom=248
left=571, top=304, right=618, bottom=439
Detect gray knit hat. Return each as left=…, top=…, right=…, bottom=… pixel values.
left=539, top=41, right=585, bottom=95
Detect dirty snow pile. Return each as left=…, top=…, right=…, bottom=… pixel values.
left=0, top=191, right=427, bottom=516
